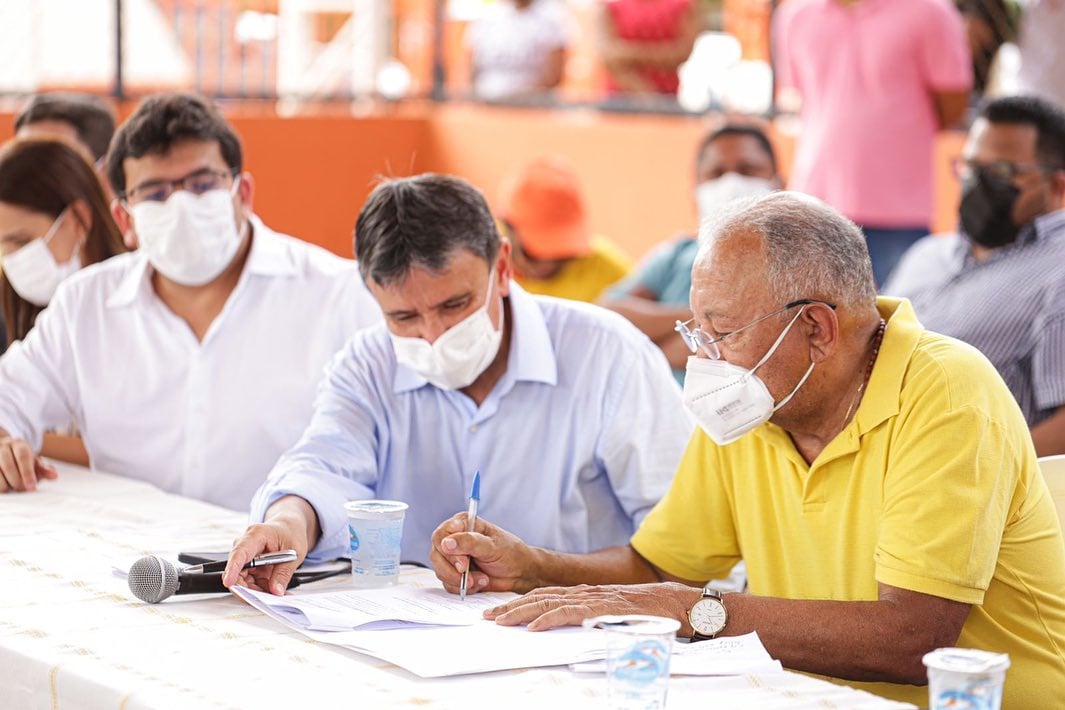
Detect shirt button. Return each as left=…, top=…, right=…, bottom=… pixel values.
left=469, top=424, right=478, bottom=433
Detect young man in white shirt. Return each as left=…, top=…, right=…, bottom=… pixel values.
left=0, top=92, right=381, bottom=510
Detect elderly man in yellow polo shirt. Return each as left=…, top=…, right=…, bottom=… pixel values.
left=429, top=192, right=1065, bottom=708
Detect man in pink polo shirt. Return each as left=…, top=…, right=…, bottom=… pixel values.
left=773, top=0, right=972, bottom=286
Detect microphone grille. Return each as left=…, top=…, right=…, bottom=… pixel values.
left=128, top=555, right=179, bottom=603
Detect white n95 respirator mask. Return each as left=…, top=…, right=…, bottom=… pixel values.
left=389, top=273, right=504, bottom=391
left=682, top=308, right=814, bottom=445
left=695, top=173, right=775, bottom=225
left=131, top=182, right=244, bottom=286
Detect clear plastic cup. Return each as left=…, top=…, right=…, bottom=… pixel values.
left=922, top=647, right=1010, bottom=710
left=344, top=500, right=408, bottom=588
left=585, top=615, right=681, bottom=710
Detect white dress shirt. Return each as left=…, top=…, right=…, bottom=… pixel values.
left=252, top=283, right=693, bottom=565
left=0, top=217, right=381, bottom=511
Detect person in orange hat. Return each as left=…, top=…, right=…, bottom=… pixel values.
left=497, top=156, right=631, bottom=302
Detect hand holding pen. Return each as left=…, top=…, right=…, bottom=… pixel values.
left=186, top=549, right=298, bottom=575
left=460, top=471, right=481, bottom=600
left=430, top=510, right=543, bottom=597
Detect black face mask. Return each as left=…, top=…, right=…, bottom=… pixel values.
left=959, top=171, right=1021, bottom=249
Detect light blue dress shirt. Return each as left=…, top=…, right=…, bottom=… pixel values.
left=250, top=283, right=693, bottom=565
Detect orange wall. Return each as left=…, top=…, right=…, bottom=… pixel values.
left=0, top=103, right=966, bottom=260
left=233, top=112, right=435, bottom=257
left=427, top=104, right=712, bottom=258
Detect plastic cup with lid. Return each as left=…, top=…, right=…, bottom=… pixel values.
left=922, top=647, right=1010, bottom=710
left=344, top=500, right=409, bottom=588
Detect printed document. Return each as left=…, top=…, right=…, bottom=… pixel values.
left=233, top=585, right=516, bottom=631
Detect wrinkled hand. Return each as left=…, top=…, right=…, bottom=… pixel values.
left=429, top=513, right=541, bottom=595
left=223, top=509, right=312, bottom=596
left=485, top=582, right=700, bottom=633
left=0, top=436, right=58, bottom=493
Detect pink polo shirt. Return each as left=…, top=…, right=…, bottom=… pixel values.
left=774, top=0, right=971, bottom=227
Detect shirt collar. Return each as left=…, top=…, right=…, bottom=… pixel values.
left=105, top=254, right=151, bottom=308
left=961, top=208, right=1065, bottom=267
left=854, top=296, right=924, bottom=434
left=1031, top=208, right=1065, bottom=241
left=752, top=296, right=923, bottom=460
left=105, top=214, right=295, bottom=309
left=392, top=281, right=559, bottom=394
left=821, top=0, right=890, bottom=13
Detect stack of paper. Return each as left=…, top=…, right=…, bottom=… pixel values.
left=233, top=585, right=782, bottom=679
left=233, top=585, right=510, bottom=631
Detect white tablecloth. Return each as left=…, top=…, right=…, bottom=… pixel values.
left=0, top=463, right=914, bottom=709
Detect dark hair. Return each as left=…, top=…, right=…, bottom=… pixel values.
left=695, top=124, right=778, bottom=177
left=955, top=0, right=1019, bottom=93
left=981, top=95, right=1065, bottom=170
left=0, top=139, right=127, bottom=343
left=355, top=174, right=501, bottom=287
left=107, top=92, right=243, bottom=197
left=14, top=93, right=116, bottom=162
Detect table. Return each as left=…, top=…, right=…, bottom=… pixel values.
left=0, top=464, right=914, bottom=709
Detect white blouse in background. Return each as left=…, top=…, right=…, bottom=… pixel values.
left=466, top=0, right=573, bottom=100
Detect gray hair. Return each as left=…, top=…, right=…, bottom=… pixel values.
left=355, top=174, right=501, bottom=287
left=697, top=191, right=877, bottom=309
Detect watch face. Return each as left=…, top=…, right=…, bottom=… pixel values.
left=690, top=597, right=727, bottom=636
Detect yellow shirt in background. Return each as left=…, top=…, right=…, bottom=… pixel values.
left=516, top=236, right=631, bottom=303
left=631, top=297, right=1065, bottom=708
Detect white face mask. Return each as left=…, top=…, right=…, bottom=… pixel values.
left=2, top=207, right=80, bottom=307
left=682, top=307, right=814, bottom=445
left=695, top=173, right=775, bottom=224
left=389, top=272, right=505, bottom=391
left=130, top=180, right=243, bottom=286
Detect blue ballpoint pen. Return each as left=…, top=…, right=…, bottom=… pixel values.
left=460, top=471, right=481, bottom=600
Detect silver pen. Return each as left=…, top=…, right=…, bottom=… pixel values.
left=459, top=471, right=481, bottom=600
left=185, top=549, right=298, bottom=574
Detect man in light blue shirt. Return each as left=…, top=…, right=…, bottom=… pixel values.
left=224, top=174, right=691, bottom=596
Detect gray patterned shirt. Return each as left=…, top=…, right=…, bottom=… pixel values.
left=883, top=209, right=1065, bottom=426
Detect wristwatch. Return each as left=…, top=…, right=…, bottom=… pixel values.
left=687, top=586, right=728, bottom=641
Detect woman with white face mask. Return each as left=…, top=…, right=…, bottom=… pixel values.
left=0, top=138, right=126, bottom=465
left=0, top=138, right=126, bottom=346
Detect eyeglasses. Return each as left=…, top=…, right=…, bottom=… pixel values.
left=951, top=158, right=1059, bottom=184
left=675, top=299, right=836, bottom=360
left=122, top=168, right=237, bottom=205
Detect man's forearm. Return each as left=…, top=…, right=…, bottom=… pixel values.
left=600, top=296, right=691, bottom=341
left=1031, top=406, right=1065, bottom=456
left=722, top=593, right=965, bottom=685
left=523, top=544, right=661, bottom=591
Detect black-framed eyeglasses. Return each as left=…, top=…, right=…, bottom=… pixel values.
left=122, top=168, right=238, bottom=205
left=675, top=299, right=836, bottom=360
left=951, top=157, right=1059, bottom=184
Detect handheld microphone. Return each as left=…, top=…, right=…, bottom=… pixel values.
left=127, top=555, right=228, bottom=603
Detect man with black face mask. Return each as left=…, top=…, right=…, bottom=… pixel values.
left=884, top=95, right=1065, bottom=456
